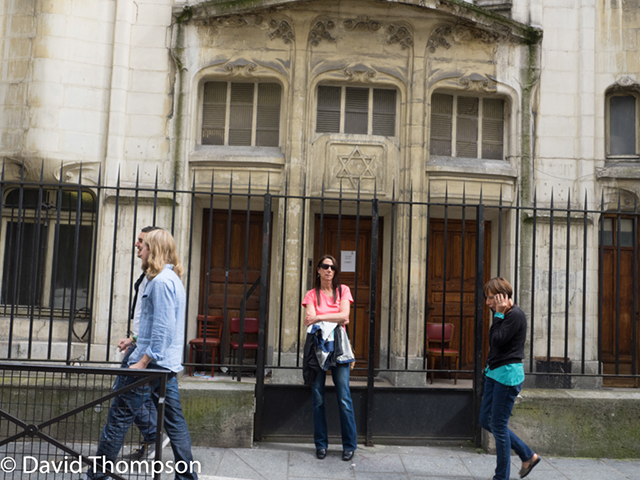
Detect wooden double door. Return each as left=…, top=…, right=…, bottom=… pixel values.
left=199, top=210, right=265, bottom=353
left=426, top=219, right=491, bottom=373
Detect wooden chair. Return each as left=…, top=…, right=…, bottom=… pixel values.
left=426, top=323, right=459, bottom=385
left=230, top=317, right=259, bottom=377
left=188, top=315, right=222, bottom=376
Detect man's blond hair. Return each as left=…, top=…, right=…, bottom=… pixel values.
left=144, top=229, right=184, bottom=280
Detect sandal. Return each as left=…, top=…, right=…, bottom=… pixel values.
left=519, top=454, right=541, bottom=478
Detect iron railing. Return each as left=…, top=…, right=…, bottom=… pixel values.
left=0, top=363, right=170, bottom=479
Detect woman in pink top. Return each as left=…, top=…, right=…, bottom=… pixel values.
left=302, top=254, right=357, bottom=462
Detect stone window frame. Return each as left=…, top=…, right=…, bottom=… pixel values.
left=314, top=84, right=398, bottom=138
left=199, top=79, right=284, bottom=148
left=605, top=90, right=640, bottom=161
left=428, top=90, right=506, bottom=161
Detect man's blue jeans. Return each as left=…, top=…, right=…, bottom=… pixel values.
left=119, top=345, right=156, bottom=443
left=87, top=369, right=198, bottom=480
left=479, top=376, right=534, bottom=480
left=311, top=363, right=357, bottom=452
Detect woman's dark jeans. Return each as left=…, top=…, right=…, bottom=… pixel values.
left=479, top=376, right=534, bottom=480
left=311, top=363, right=357, bottom=452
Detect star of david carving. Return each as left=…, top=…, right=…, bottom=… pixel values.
left=336, top=147, right=376, bottom=189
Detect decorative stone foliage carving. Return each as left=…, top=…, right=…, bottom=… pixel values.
left=428, top=23, right=505, bottom=53
left=192, top=14, right=264, bottom=28
left=427, top=27, right=452, bottom=52
left=458, top=73, right=497, bottom=92
left=344, top=16, right=382, bottom=31
left=223, top=60, right=259, bottom=77
left=343, top=67, right=377, bottom=82
left=386, top=24, right=413, bottom=50
left=309, top=19, right=336, bottom=46
left=268, top=19, right=294, bottom=44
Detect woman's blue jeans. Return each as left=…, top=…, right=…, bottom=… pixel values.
left=479, top=376, right=534, bottom=480
left=311, top=363, right=358, bottom=451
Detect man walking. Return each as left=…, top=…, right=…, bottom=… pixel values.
left=87, top=229, right=197, bottom=479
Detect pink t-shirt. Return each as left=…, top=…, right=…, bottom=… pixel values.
left=302, top=284, right=354, bottom=315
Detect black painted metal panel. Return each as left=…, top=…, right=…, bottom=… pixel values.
left=261, top=384, right=473, bottom=441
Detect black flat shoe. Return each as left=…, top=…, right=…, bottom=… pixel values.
left=316, top=448, right=327, bottom=459
left=342, top=450, right=354, bottom=461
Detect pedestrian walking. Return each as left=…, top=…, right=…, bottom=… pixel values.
left=480, top=277, right=540, bottom=480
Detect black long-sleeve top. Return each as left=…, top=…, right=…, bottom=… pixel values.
left=486, top=304, right=527, bottom=370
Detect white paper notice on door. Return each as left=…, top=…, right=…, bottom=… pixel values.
left=341, top=251, right=356, bottom=272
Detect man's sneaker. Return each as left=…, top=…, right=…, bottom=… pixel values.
left=125, top=434, right=169, bottom=460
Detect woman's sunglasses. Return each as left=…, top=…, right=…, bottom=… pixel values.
left=319, top=264, right=336, bottom=271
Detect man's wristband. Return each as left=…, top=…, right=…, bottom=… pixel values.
left=494, top=312, right=504, bottom=319
left=131, top=335, right=138, bottom=345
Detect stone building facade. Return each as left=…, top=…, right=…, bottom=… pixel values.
left=0, top=0, right=638, bottom=386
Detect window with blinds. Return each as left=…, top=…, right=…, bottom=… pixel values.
left=429, top=93, right=504, bottom=160
left=202, top=81, right=281, bottom=147
left=608, top=94, right=637, bottom=157
left=316, top=85, right=397, bottom=137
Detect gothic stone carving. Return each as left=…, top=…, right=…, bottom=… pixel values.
left=269, top=19, right=294, bottom=44
left=309, top=20, right=336, bottom=46
left=343, top=16, right=382, bottom=31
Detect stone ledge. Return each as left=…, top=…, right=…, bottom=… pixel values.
left=179, top=378, right=256, bottom=448
left=484, top=388, right=640, bottom=458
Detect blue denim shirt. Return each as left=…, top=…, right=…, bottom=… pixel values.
left=128, top=265, right=186, bottom=373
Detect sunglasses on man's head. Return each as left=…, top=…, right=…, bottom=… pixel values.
left=320, top=264, right=336, bottom=271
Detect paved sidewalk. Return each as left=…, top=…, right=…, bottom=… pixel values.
left=181, top=443, right=640, bottom=480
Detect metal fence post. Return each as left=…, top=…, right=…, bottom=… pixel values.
left=366, top=198, right=379, bottom=447
left=254, top=192, right=271, bottom=442
left=472, top=203, right=485, bottom=447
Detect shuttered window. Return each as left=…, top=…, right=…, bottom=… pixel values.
left=609, top=94, right=637, bottom=156
left=202, top=81, right=281, bottom=147
left=316, top=85, right=397, bottom=137
left=429, top=93, right=505, bottom=160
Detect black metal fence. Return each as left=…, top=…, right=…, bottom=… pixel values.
left=0, top=165, right=638, bottom=394
left=0, top=363, right=171, bottom=479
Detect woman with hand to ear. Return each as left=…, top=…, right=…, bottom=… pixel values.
left=480, top=277, right=541, bottom=480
